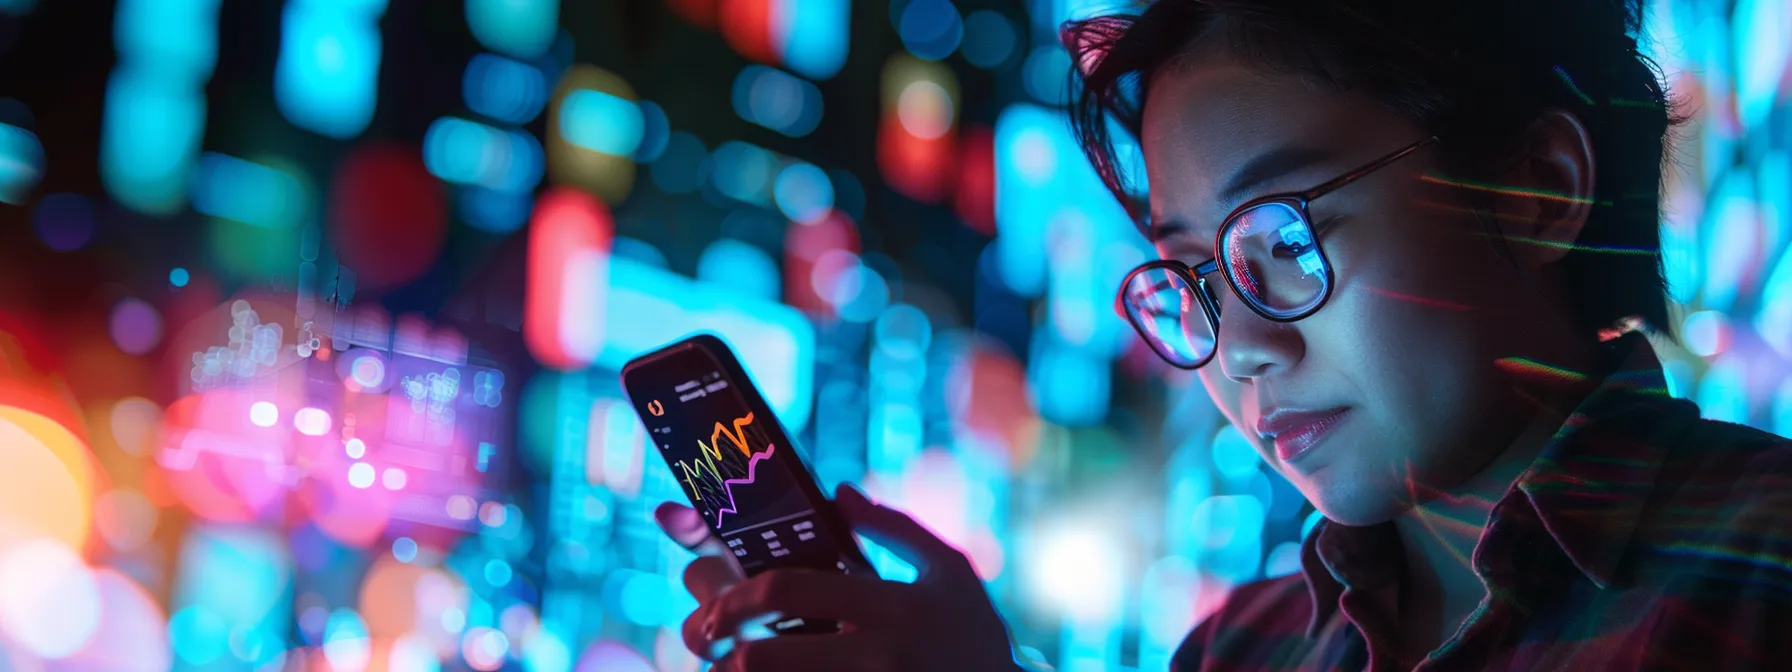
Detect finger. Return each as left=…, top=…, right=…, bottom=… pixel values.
left=718, top=634, right=882, bottom=672
left=834, top=483, right=972, bottom=580
left=683, top=555, right=743, bottom=605
left=682, top=611, right=735, bottom=662
left=656, top=501, right=729, bottom=557
left=700, top=568, right=910, bottom=641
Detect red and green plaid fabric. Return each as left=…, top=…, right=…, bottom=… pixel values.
left=1174, top=335, right=1792, bottom=671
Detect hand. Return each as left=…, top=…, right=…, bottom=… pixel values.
left=654, top=483, right=1020, bottom=672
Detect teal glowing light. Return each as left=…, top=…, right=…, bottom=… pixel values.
left=1211, top=425, right=1260, bottom=483
left=559, top=90, right=644, bottom=157
left=102, top=0, right=221, bottom=214
left=170, top=267, right=190, bottom=287
left=1028, top=330, right=1110, bottom=426
left=168, top=606, right=229, bottom=664
left=960, top=11, right=1016, bottom=68
left=275, top=0, right=389, bottom=139
left=710, top=141, right=777, bottom=205
left=190, top=153, right=305, bottom=229
left=697, top=239, right=780, bottom=302
left=483, top=558, right=513, bottom=587
left=732, top=65, right=824, bottom=137
left=773, top=162, right=833, bottom=223
left=600, top=255, right=816, bottom=429
left=898, top=0, right=963, bottom=61
left=0, top=123, right=43, bottom=204
left=467, top=0, right=557, bottom=59
left=780, top=0, right=851, bottom=80
left=464, top=53, right=547, bottom=125
left=101, top=75, right=207, bottom=215
left=423, top=117, right=544, bottom=190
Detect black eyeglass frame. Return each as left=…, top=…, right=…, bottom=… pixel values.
left=1116, top=135, right=1440, bottom=370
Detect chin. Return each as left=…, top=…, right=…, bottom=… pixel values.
left=1292, top=466, right=1414, bottom=528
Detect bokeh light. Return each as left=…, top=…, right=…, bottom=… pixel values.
left=547, top=65, right=640, bottom=203
left=109, top=298, right=164, bottom=356
left=330, top=144, right=447, bottom=290
left=31, top=193, right=95, bottom=252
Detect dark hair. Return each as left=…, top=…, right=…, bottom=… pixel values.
left=1064, top=0, right=1685, bottom=339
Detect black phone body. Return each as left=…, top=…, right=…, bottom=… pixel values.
left=621, top=333, right=877, bottom=634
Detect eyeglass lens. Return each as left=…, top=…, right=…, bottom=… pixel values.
left=1121, top=201, right=1332, bottom=368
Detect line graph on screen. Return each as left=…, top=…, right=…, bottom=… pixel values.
left=674, top=412, right=777, bottom=528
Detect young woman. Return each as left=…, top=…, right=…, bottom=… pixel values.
left=655, top=0, right=1792, bottom=669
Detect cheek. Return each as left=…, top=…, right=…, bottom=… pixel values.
left=1197, top=369, right=1255, bottom=432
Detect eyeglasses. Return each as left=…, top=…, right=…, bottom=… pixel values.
left=1117, top=136, right=1438, bottom=369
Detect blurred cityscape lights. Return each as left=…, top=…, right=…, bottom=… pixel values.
left=0, top=1, right=1785, bottom=671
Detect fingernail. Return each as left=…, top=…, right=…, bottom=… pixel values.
left=701, top=615, right=719, bottom=641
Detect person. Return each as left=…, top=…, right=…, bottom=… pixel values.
left=655, top=0, right=1792, bottom=669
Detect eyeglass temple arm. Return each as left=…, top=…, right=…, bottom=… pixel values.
left=1298, top=136, right=1439, bottom=201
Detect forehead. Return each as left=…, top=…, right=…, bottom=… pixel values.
left=1139, top=56, right=1410, bottom=233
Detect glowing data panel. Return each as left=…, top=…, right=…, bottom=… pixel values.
left=603, top=258, right=816, bottom=431
left=525, top=188, right=613, bottom=371
left=275, top=0, right=389, bottom=139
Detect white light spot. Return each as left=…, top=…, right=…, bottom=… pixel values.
left=347, top=462, right=376, bottom=489
left=381, top=468, right=407, bottom=491
left=294, top=407, right=331, bottom=436
left=249, top=402, right=278, bottom=428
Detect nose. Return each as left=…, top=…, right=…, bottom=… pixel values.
left=1214, top=289, right=1304, bottom=381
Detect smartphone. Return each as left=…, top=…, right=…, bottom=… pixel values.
left=621, top=333, right=877, bottom=634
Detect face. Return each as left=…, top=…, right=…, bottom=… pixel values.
left=1141, top=53, right=1551, bottom=526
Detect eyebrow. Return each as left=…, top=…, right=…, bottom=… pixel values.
left=1146, top=144, right=1338, bottom=243
left=1216, top=144, right=1338, bottom=206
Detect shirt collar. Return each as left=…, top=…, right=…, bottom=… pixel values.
left=1514, top=332, right=1696, bottom=588
left=1297, top=332, right=1695, bottom=636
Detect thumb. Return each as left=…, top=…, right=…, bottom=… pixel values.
left=654, top=501, right=729, bottom=557
left=834, top=483, right=970, bottom=580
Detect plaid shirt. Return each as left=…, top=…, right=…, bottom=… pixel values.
left=1173, top=335, right=1792, bottom=671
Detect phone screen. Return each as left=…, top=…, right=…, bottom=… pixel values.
left=626, top=344, right=860, bottom=576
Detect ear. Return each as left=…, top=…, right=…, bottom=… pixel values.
left=1496, top=109, right=1597, bottom=267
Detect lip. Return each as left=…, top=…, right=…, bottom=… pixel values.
left=1256, top=407, right=1351, bottom=463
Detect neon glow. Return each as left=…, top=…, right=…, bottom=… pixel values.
left=559, top=90, right=646, bottom=157
left=601, top=255, right=816, bottom=429
left=464, top=53, right=549, bottom=125
left=275, top=0, right=389, bottom=139
left=423, top=117, right=546, bottom=191
left=524, top=188, right=613, bottom=370
left=733, top=65, right=824, bottom=137
left=719, top=0, right=851, bottom=80
left=102, top=0, right=221, bottom=214
left=466, top=0, right=557, bottom=59
left=190, top=153, right=306, bottom=229
left=0, top=122, right=42, bottom=205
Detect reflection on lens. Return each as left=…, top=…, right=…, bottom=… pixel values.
left=1222, top=202, right=1328, bottom=319
left=1121, top=267, right=1215, bottom=367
